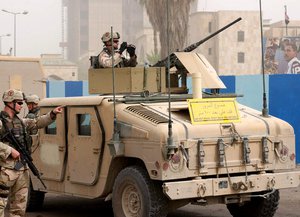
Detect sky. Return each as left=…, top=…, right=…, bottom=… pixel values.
left=0, top=0, right=61, bottom=57
left=0, top=0, right=299, bottom=57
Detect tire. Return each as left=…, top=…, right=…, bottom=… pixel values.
left=112, top=166, right=168, bottom=217
left=227, top=189, right=280, bottom=217
left=26, top=181, right=45, bottom=212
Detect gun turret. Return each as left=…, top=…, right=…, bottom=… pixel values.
left=153, top=17, right=242, bottom=68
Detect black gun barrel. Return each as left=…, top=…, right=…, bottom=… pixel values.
left=183, top=17, right=242, bottom=52
left=4, top=131, right=47, bottom=189
left=153, top=17, right=242, bottom=67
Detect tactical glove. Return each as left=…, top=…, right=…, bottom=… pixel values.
left=127, top=44, right=136, bottom=57
left=119, top=42, right=127, bottom=54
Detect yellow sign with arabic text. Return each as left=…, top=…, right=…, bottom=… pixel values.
left=188, top=98, right=240, bottom=124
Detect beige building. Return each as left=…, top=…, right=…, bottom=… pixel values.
left=0, top=56, right=45, bottom=109
left=40, top=54, right=78, bottom=80
left=264, top=20, right=300, bottom=38
left=189, top=11, right=262, bottom=75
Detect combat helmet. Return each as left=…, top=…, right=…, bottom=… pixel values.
left=2, top=89, right=24, bottom=102
left=25, top=94, right=40, bottom=104
left=101, top=32, right=120, bottom=43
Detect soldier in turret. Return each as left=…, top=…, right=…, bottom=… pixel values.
left=99, top=31, right=137, bottom=68
left=0, top=89, right=63, bottom=217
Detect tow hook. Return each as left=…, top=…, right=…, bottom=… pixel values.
left=267, top=178, right=276, bottom=190
left=197, top=184, right=206, bottom=197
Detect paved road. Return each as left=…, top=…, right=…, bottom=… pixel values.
left=21, top=185, right=300, bottom=217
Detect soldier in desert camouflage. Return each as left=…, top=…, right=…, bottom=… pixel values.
left=24, top=94, right=40, bottom=152
left=99, top=31, right=137, bottom=68
left=0, top=89, right=62, bottom=217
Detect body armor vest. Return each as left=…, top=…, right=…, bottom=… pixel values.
left=25, top=109, right=39, bottom=135
left=102, top=48, right=125, bottom=68
left=0, top=111, right=27, bottom=150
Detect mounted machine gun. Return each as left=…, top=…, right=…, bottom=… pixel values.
left=153, top=17, right=242, bottom=93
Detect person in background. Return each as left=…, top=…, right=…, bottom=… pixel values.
left=25, top=94, right=40, bottom=119
left=0, top=89, right=63, bottom=217
left=25, top=94, right=40, bottom=151
left=275, top=38, right=290, bottom=74
left=98, top=31, right=137, bottom=68
left=284, top=42, right=300, bottom=74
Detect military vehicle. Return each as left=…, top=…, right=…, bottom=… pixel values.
left=28, top=19, right=300, bottom=217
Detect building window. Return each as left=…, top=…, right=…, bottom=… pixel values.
left=237, top=31, right=244, bottom=42
left=208, top=48, right=212, bottom=55
left=77, top=114, right=91, bottom=136
left=72, top=72, right=75, bottom=77
left=238, top=52, right=245, bottom=63
left=208, top=22, right=212, bottom=33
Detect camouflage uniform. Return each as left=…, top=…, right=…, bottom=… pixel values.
left=99, top=48, right=137, bottom=68
left=25, top=107, right=39, bottom=134
left=25, top=95, right=40, bottom=152
left=0, top=90, right=55, bottom=217
left=98, top=31, right=137, bottom=68
left=24, top=95, right=40, bottom=123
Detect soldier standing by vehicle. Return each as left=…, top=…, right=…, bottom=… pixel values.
left=0, top=89, right=62, bottom=217
left=99, top=31, right=138, bottom=68
left=24, top=94, right=40, bottom=153
left=25, top=95, right=40, bottom=120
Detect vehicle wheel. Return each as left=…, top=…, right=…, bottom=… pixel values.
left=227, top=189, right=280, bottom=217
left=26, top=181, right=45, bottom=212
left=112, top=165, right=168, bottom=217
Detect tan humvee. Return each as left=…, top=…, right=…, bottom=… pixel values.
left=29, top=53, right=300, bottom=217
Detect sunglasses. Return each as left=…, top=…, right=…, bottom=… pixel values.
left=105, top=40, right=119, bottom=46
left=15, top=101, right=23, bottom=105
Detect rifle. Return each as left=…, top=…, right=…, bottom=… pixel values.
left=153, top=17, right=242, bottom=68
left=3, top=130, right=47, bottom=189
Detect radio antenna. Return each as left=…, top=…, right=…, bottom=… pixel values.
left=111, top=26, right=118, bottom=131
left=259, top=0, right=269, bottom=117
left=108, top=26, right=124, bottom=156
left=166, top=0, right=176, bottom=159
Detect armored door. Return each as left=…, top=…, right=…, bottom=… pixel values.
left=32, top=107, right=67, bottom=181
left=67, top=106, right=103, bottom=185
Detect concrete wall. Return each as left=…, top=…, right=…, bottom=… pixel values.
left=46, top=80, right=89, bottom=97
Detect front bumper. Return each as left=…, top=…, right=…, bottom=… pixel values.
left=163, top=171, right=300, bottom=200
